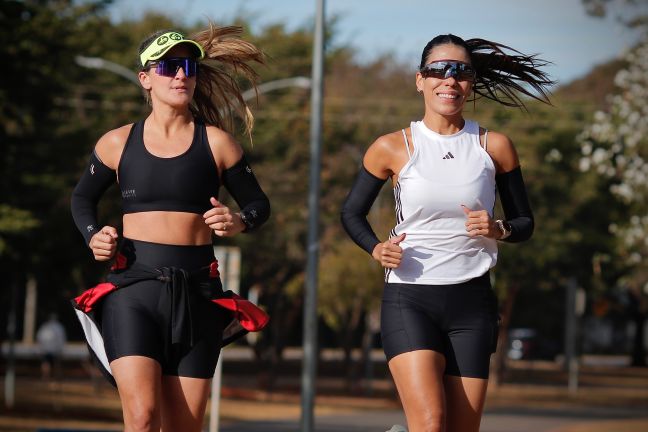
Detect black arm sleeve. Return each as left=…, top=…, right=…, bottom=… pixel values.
left=495, top=166, right=534, bottom=243
left=70, top=151, right=117, bottom=246
left=222, top=156, right=270, bottom=232
left=340, top=165, right=387, bottom=254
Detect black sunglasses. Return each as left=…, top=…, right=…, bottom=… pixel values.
left=146, top=57, right=198, bottom=78
left=420, top=61, right=476, bottom=81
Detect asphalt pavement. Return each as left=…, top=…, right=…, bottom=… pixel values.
left=1, top=350, right=648, bottom=432
left=217, top=405, right=648, bottom=432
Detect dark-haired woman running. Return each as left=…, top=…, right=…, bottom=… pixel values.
left=341, top=34, right=553, bottom=432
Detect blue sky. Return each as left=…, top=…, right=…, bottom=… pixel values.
left=109, top=0, right=645, bottom=85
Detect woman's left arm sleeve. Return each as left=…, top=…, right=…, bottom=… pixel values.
left=495, top=166, right=534, bottom=242
left=221, top=156, right=270, bottom=232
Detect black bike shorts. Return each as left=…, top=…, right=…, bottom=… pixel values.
left=100, top=239, right=226, bottom=378
left=381, top=272, right=499, bottom=379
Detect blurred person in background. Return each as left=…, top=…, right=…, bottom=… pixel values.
left=70, top=23, right=270, bottom=432
left=36, top=313, right=67, bottom=382
left=341, top=34, right=553, bottom=432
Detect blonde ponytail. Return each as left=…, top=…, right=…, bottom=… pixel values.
left=190, top=22, right=265, bottom=138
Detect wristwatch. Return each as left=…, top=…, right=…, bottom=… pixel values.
left=495, top=219, right=512, bottom=240
left=239, top=209, right=257, bottom=232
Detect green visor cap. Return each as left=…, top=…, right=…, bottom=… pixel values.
left=140, top=31, right=205, bottom=67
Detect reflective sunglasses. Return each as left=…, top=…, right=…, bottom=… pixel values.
left=420, top=61, right=476, bottom=81
left=147, top=57, right=198, bottom=78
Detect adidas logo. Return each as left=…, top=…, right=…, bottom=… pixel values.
left=442, top=152, right=455, bottom=159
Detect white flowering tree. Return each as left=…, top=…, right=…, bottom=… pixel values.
left=578, top=31, right=648, bottom=365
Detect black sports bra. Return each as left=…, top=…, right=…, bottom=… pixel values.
left=118, top=119, right=220, bottom=214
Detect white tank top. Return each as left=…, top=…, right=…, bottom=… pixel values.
left=386, top=119, right=498, bottom=285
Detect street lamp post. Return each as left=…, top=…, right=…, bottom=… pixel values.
left=301, top=1, right=325, bottom=431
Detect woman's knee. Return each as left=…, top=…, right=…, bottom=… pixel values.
left=409, top=408, right=445, bottom=432
left=124, top=404, right=160, bottom=432
left=111, top=357, right=162, bottom=431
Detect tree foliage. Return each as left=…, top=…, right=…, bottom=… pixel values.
left=578, top=37, right=648, bottom=267
left=579, top=0, right=648, bottom=365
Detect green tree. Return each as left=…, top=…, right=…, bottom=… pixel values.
left=577, top=0, right=648, bottom=366
left=0, top=0, right=120, bottom=339
left=578, top=35, right=648, bottom=366
left=1, top=1, right=195, bottom=342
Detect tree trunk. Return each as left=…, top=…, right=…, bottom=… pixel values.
left=343, top=301, right=365, bottom=393
left=359, top=308, right=380, bottom=396
left=628, top=288, right=647, bottom=367
left=631, top=313, right=646, bottom=367
left=490, top=282, right=520, bottom=387
left=253, top=292, right=299, bottom=393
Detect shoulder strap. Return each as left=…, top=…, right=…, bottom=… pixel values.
left=194, top=118, right=217, bottom=163
left=194, top=118, right=208, bottom=150
left=483, top=129, right=489, bottom=151
left=117, top=120, right=143, bottom=175
left=121, top=121, right=141, bottom=153
left=125, top=120, right=144, bottom=150
left=402, top=129, right=412, bottom=159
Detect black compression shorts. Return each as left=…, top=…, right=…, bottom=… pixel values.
left=380, top=272, right=499, bottom=379
left=99, top=239, right=226, bottom=378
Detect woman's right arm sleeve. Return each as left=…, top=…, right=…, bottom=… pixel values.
left=70, top=151, right=116, bottom=246
left=340, top=165, right=387, bottom=255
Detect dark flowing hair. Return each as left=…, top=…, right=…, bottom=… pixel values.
left=419, top=34, right=554, bottom=109
left=138, top=23, right=265, bottom=137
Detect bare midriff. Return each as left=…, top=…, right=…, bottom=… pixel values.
left=123, top=212, right=212, bottom=245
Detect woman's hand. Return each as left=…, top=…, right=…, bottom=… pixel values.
left=462, top=205, right=502, bottom=239
left=89, top=226, right=119, bottom=261
left=203, top=197, right=245, bottom=237
left=372, top=233, right=406, bottom=268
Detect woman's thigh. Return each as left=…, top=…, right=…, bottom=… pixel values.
left=444, top=277, right=498, bottom=379
left=111, top=355, right=163, bottom=430
left=101, top=280, right=165, bottom=364
left=380, top=283, right=446, bottom=361
left=171, top=299, right=225, bottom=378
left=444, top=375, right=489, bottom=432
left=161, top=375, right=212, bottom=432
left=388, top=350, right=446, bottom=432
